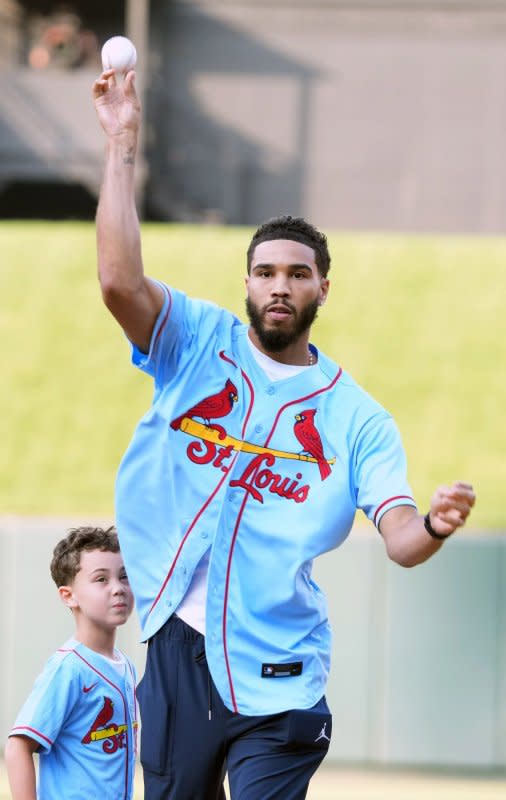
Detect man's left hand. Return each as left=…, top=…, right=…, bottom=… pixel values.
left=428, top=481, right=476, bottom=537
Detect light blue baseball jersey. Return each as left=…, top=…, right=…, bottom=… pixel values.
left=116, top=284, right=416, bottom=715
left=9, top=639, right=137, bottom=800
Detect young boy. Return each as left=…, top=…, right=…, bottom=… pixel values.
left=5, top=526, right=138, bottom=800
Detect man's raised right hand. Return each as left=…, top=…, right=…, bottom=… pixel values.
left=92, top=69, right=141, bottom=140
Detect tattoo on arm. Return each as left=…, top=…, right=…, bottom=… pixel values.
left=123, top=146, right=135, bottom=165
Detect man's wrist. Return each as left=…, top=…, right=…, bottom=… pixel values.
left=107, top=132, right=138, bottom=153
left=423, top=512, right=451, bottom=541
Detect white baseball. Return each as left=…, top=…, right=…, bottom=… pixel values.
left=101, top=36, right=137, bottom=73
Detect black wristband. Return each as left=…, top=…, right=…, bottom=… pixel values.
left=424, top=512, right=451, bottom=540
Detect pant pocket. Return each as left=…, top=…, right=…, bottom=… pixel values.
left=284, top=696, right=332, bottom=752
left=137, top=643, right=179, bottom=776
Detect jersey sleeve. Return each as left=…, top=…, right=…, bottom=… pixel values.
left=353, top=413, right=417, bottom=528
left=9, top=656, right=80, bottom=754
left=129, top=281, right=230, bottom=391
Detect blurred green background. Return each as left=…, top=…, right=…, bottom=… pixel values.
left=1, top=221, right=503, bottom=525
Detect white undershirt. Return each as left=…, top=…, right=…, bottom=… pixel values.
left=175, top=337, right=314, bottom=634
left=246, top=337, right=316, bottom=381
left=174, top=550, right=210, bottom=634
left=101, top=650, right=126, bottom=676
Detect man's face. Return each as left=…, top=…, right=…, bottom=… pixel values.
left=245, top=239, right=329, bottom=353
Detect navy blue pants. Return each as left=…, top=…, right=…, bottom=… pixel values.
left=137, top=616, right=332, bottom=800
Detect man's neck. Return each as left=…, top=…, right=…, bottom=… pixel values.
left=247, top=328, right=313, bottom=366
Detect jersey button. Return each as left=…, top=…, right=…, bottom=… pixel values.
left=254, top=424, right=263, bottom=434
left=266, top=385, right=275, bottom=395
left=201, top=531, right=209, bottom=539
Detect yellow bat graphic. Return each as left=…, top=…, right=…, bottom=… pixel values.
left=179, top=418, right=335, bottom=467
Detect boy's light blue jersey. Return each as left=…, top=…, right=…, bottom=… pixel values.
left=10, top=639, right=137, bottom=800
left=116, top=285, right=416, bottom=715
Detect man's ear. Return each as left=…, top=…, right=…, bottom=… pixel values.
left=58, top=585, right=77, bottom=609
left=319, top=278, right=330, bottom=305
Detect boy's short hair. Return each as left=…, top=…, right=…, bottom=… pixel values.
left=246, top=215, right=331, bottom=278
left=50, top=526, right=119, bottom=587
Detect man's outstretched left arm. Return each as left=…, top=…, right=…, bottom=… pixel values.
left=379, top=481, right=476, bottom=567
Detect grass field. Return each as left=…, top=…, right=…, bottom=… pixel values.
left=1, top=221, right=504, bottom=526
left=1, top=760, right=506, bottom=800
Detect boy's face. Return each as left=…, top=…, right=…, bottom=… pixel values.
left=62, top=549, right=134, bottom=632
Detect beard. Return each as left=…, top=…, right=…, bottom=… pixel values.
left=245, top=295, right=319, bottom=353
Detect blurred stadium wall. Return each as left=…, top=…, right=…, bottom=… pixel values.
left=1, top=520, right=505, bottom=769
left=2, top=1, right=506, bottom=231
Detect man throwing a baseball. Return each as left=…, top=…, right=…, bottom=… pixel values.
left=93, top=68, right=475, bottom=800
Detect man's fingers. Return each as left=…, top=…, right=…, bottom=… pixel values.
left=124, top=71, right=140, bottom=106
left=92, top=70, right=117, bottom=98
left=431, top=506, right=467, bottom=530
left=453, top=481, right=474, bottom=492
left=450, top=481, right=476, bottom=503
left=436, top=483, right=475, bottom=507
left=102, top=68, right=117, bottom=86
left=430, top=481, right=476, bottom=533
left=439, top=495, right=473, bottom=513
left=436, top=508, right=468, bottom=528
left=92, top=78, right=109, bottom=98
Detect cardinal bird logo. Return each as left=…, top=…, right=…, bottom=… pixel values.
left=81, top=696, right=114, bottom=744
left=170, top=378, right=238, bottom=431
left=294, top=409, right=332, bottom=481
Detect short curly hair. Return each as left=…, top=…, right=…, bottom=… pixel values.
left=246, top=215, right=331, bottom=277
left=50, top=526, right=119, bottom=587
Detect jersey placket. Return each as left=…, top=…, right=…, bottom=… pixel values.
left=206, top=380, right=290, bottom=713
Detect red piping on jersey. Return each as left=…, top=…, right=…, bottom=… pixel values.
left=374, top=495, right=416, bottom=527
left=221, top=364, right=343, bottom=713
left=222, top=487, right=252, bottom=713
left=11, top=725, right=53, bottom=746
left=219, top=350, right=255, bottom=438
left=64, top=649, right=131, bottom=800
left=147, top=353, right=256, bottom=620
left=126, top=660, right=138, bottom=756
left=147, top=452, right=239, bottom=617
left=219, top=349, right=256, bottom=711
left=264, top=367, right=343, bottom=447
